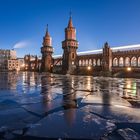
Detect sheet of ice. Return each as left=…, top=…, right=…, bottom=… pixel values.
left=0, top=108, right=40, bottom=130
left=118, top=128, right=140, bottom=140
left=81, top=94, right=131, bottom=107
left=26, top=109, right=116, bottom=139
left=82, top=105, right=140, bottom=123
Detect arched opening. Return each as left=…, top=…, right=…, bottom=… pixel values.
left=125, top=57, right=130, bottom=67
left=131, top=57, right=137, bottom=67
left=119, top=57, right=124, bottom=67
left=79, top=60, right=81, bottom=66
left=113, top=58, right=118, bottom=66
left=71, top=52, right=75, bottom=59
left=93, top=59, right=96, bottom=66
left=89, top=59, right=92, bottom=66
left=97, top=59, right=100, bottom=66
left=82, top=60, right=85, bottom=66
left=138, top=57, right=140, bottom=67
left=86, top=59, right=88, bottom=66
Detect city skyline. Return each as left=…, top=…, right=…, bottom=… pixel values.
left=0, top=0, right=140, bottom=57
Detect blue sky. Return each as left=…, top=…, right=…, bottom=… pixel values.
left=0, top=0, right=140, bottom=57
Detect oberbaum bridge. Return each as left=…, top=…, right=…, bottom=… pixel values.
left=24, top=15, right=140, bottom=77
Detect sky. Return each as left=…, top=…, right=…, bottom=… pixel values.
left=0, top=0, right=140, bottom=57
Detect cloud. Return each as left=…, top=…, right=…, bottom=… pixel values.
left=13, top=40, right=30, bottom=49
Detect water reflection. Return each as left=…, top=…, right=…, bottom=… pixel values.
left=61, top=76, right=77, bottom=109
left=62, top=76, right=78, bottom=125
left=40, top=75, right=54, bottom=113
left=0, top=72, right=140, bottom=139
left=0, top=72, right=140, bottom=100
left=100, top=80, right=111, bottom=105
left=0, top=72, right=17, bottom=90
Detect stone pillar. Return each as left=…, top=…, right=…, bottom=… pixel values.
left=102, top=42, right=112, bottom=72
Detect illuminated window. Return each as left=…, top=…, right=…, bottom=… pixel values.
left=113, top=58, right=118, bottom=66
left=125, top=57, right=130, bottom=66
left=97, top=59, right=100, bottom=66
left=79, top=60, right=81, bottom=66
left=131, top=57, right=137, bottom=66
left=86, top=60, right=88, bottom=66
left=72, top=61, right=74, bottom=65
left=89, top=59, right=92, bottom=66
left=93, top=59, right=96, bottom=66
left=138, top=57, right=140, bottom=67
left=119, top=57, right=124, bottom=67
left=82, top=60, right=85, bottom=66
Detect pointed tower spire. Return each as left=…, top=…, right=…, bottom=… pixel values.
left=45, top=24, right=50, bottom=37
left=43, top=24, right=52, bottom=46
left=68, top=11, right=73, bottom=28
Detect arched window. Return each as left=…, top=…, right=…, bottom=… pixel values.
left=82, top=60, right=85, bottom=66
left=131, top=57, right=137, bottom=67
left=93, top=59, right=96, bottom=66
left=113, top=58, right=118, bottom=66
left=138, top=57, right=140, bottom=67
left=119, top=57, right=124, bottom=67
left=86, top=59, right=88, bottom=66
left=97, top=59, right=100, bottom=66
left=71, top=52, right=75, bottom=59
left=79, top=60, right=81, bottom=66
left=125, top=57, right=130, bottom=67
left=89, top=59, right=92, bottom=66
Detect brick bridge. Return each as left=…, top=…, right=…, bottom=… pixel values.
left=25, top=15, right=140, bottom=76
left=53, top=43, right=140, bottom=75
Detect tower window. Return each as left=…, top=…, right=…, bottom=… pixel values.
left=72, top=61, right=74, bottom=65
left=71, top=52, right=75, bottom=59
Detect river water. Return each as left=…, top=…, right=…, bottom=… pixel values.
left=0, top=72, right=140, bottom=139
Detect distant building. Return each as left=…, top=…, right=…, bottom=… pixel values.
left=17, top=58, right=25, bottom=71
left=7, top=59, right=19, bottom=71
left=24, top=54, right=41, bottom=71
left=0, top=49, right=17, bottom=71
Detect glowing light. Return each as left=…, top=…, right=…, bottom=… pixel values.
left=21, top=64, right=25, bottom=67
left=87, top=66, right=91, bottom=70
left=127, top=67, right=132, bottom=72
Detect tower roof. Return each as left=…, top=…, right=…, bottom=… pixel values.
left=45, top=24, right=50, bottom=37
left=67, top=12, right=73, bottom=28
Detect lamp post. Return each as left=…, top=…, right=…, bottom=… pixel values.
left=87, top=66, right=91, bottom=71
left=127, top=67, right=132, bottom=72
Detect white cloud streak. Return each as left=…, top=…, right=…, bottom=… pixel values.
left=13, top=40, right=30, bottom=49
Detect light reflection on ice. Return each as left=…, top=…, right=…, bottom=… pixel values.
left=0, top=72, right=140, bottom=139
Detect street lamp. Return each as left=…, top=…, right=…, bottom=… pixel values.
left=127, top=67, right=132, bottom=72
left=87, top=66, right=91, bottom=70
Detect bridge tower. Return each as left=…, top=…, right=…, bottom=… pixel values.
left=102, top=42, right=112, bottom=72
left=62, top=14, right=78, bottom=74
left=41, top=25, right=53, bottom=72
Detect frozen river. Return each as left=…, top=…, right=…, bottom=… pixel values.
left=0, top=72, right=140, bottom=140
